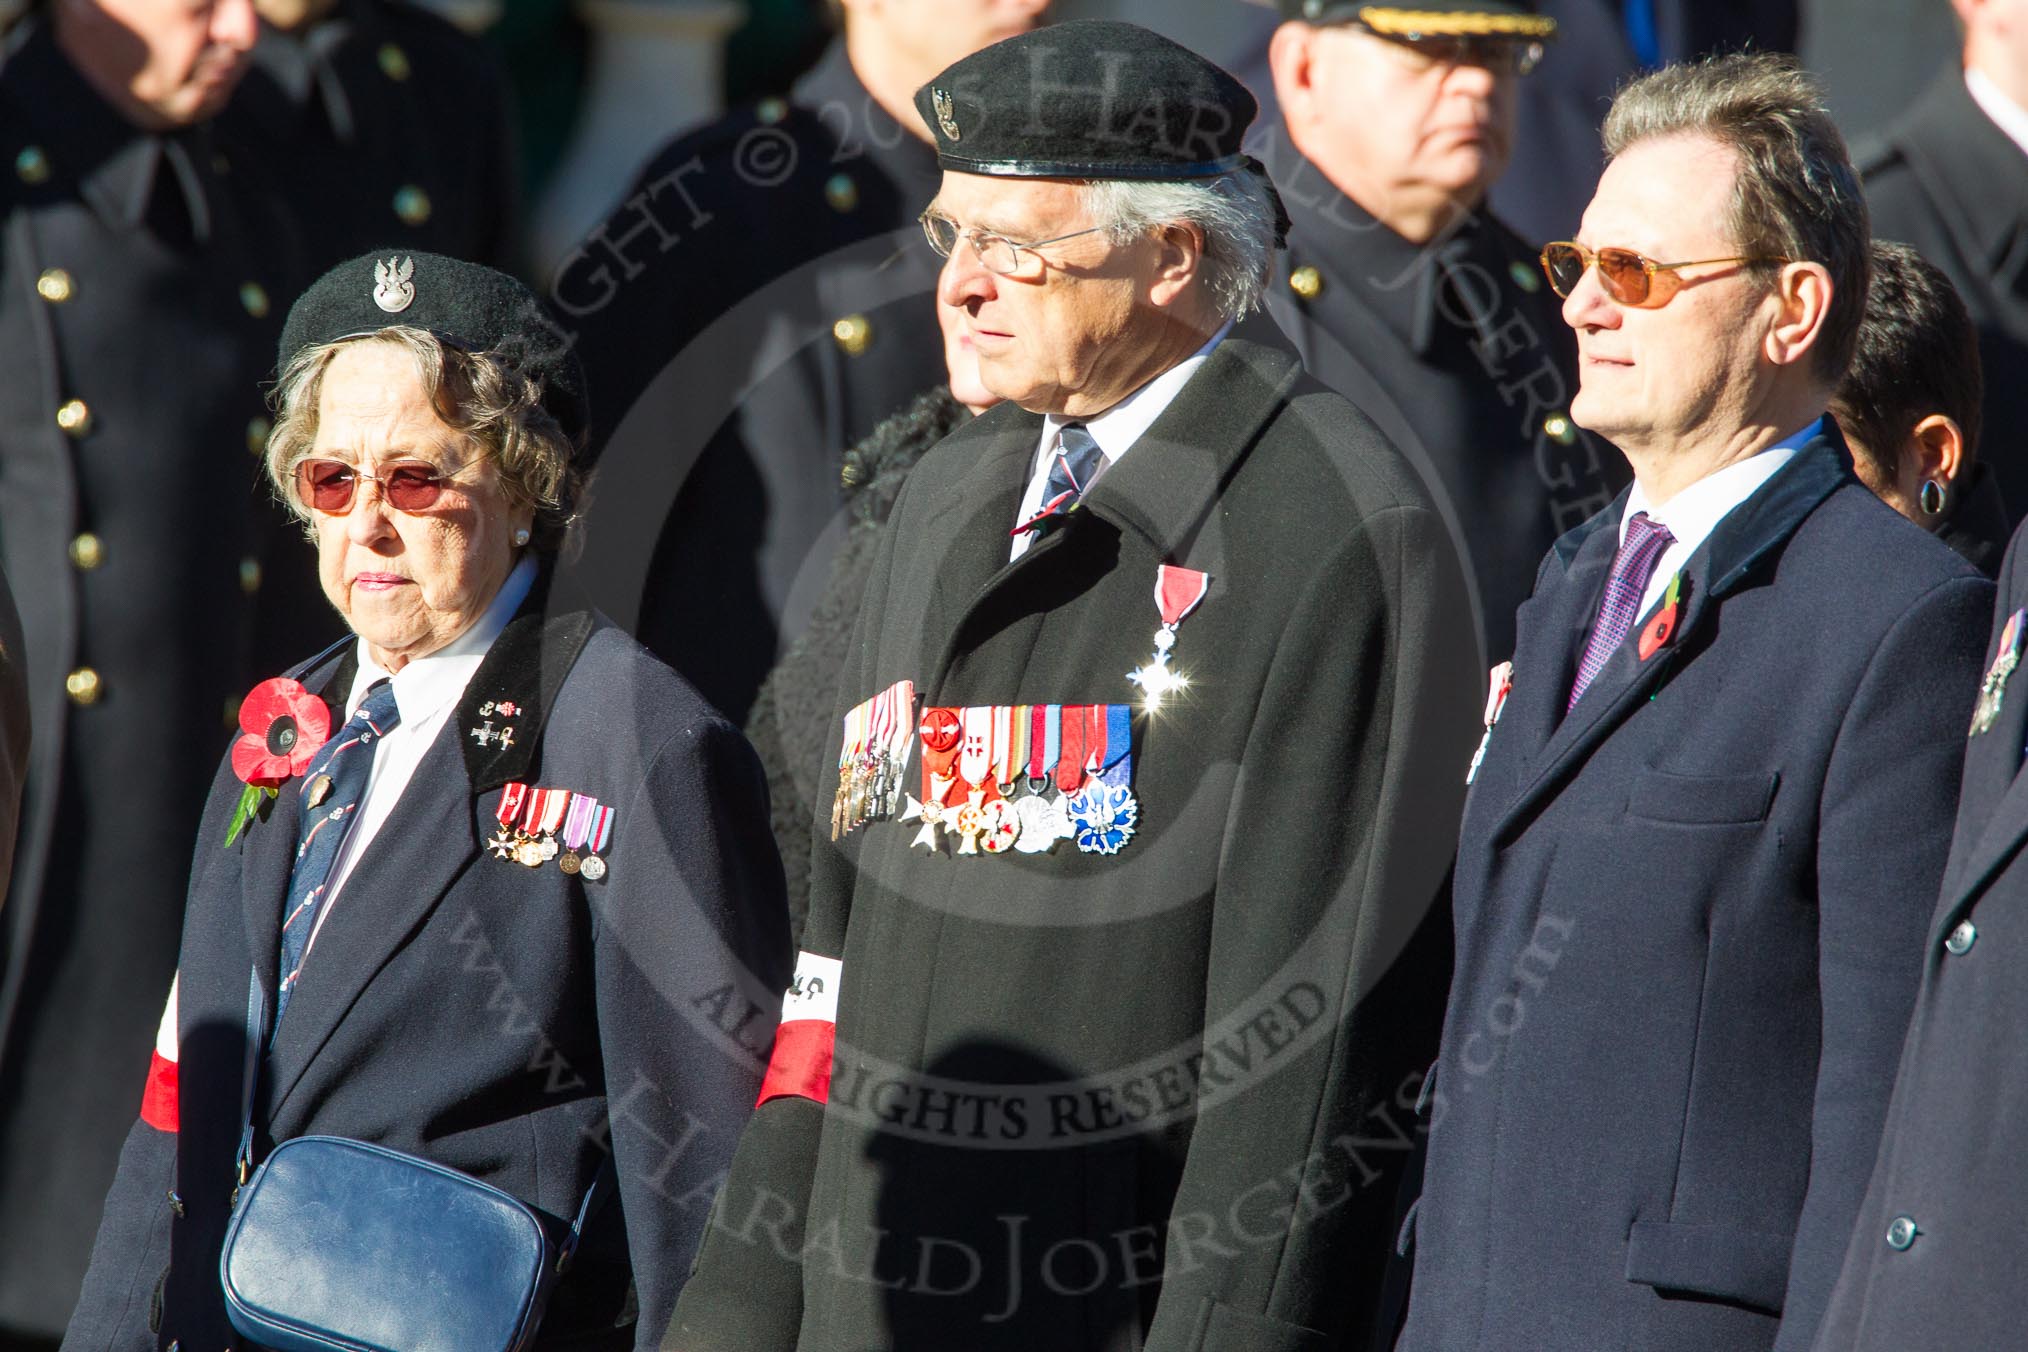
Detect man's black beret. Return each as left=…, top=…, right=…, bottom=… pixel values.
left=277, top=249, right=590, bottom=452
left=913, top=20, right=1258, bottom=180
left=1278, top=0, right=1555, bottom=40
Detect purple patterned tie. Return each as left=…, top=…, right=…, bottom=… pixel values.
left=1568, top=512, right=1675, bottom=710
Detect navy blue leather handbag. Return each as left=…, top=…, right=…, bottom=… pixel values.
left=219, top=977, right=611, bottom=1352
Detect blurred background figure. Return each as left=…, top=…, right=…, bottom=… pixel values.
left=1834, top=240, right=2008, bottom=575
left=0, top=0, right=292, bottom=1346
left=1491, top=0, right=1798, bottom=246
left=220, top=0, right=516, bottom=273
left=1862, top=0, right=2028, bottom=528
left=1258, top=0, right=1621, bottom=663
left=549, top=0, right=1046, bottom=726
left=744, top=298, right=997, bottom=943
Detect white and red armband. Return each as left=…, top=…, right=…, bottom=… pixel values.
left=139, top=976, right=179, bottom=1133
left=757, top=952, right=841, bottom=1107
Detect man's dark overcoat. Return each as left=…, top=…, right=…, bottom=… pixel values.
left=61, top=587, right=792, bottom=1352
left=668, top=327, right=1482, bottom=1351
left=553, top=40, right=948, bottom=724
left=1863, top=68, right=2028, bottom=522
left=0, top=19, right=291, bottom=1336
left=1397, top=430, right=1992, bottom=1352
left=1812, top=519, right=2028, bottom=1349
left=1258, top=129, right=1625, bottom=664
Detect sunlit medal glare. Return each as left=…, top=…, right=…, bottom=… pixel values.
left=1127, top=652, right=1190, bottom=714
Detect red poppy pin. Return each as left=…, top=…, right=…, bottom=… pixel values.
left=225, top=677, right=331, bottom=847
left=1637, top=572, right=1685, bottom=662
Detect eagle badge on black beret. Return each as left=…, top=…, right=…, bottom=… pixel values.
left=372, top=256, right=415, bottom=314
left=931, top=87, right=960, bottom=142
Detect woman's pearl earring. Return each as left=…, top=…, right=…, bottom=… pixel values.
left=513, top=527, right=531, bottom=547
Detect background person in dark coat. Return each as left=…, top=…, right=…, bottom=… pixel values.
left=1397, top=55, right=1994, bottom=1352
left=668, top=23, right=1478, bottom=1351
left=1256, top=0, right=1623, bottom=665
left=1832, top=239, right=2010, bottom=576
left=550, top=0, right=1044, bottom=725
left=61, top=252, right=791, bottom=1352
left=1811, top=506, right=2028, bottom=1351
left=1861, top=0, right=2028, bottom=526
left=0, top=3, right=294, bottom=1343
left=746, top=299, right=998, bottom=942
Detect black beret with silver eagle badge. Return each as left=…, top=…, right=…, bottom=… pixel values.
left=276, top=248, right=590, bottom=452
left=913, top=20, right=1262, bottom=180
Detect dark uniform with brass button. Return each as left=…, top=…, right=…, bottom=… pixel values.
left=0, top=16, right=289, bottom=1342
left=215, top=0, right=514, bottom=272
left=1257, top=0, right=1625, bottom=665
left=1814, top=525, right=2028, bottom=1350
left=551, top=39, right=948, bottom=723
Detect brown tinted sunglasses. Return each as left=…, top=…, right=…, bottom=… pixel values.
left=295, top=459, right=459, bottom=514
left=1540, top=240, right=1789, bottom=308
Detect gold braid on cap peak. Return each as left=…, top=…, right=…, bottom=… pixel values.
left=1356, top=6, right=1559, bottom=38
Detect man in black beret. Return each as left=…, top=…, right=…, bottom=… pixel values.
left=551, top=0, right=1046, bottom=727
left=0, top=2, right=294, bottom=1343
left=668, top=20, right=1477, bottom=1351
left=1257, top=0, right=1624, bottom=667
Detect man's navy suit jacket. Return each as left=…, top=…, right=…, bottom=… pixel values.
left=1399, top=430, right=1993, bottom=1352
left=1815, top=518, right=2028, bottom=1348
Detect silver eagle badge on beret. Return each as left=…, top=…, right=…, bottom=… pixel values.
left=372, top=256, right=416, bottom=314
left=931, top=87, right=960, bottom=141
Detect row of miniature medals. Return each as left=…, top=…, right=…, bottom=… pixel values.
left=830, top=566, right=1208, bottom=859
left=489, top=782, right=615, bottom=880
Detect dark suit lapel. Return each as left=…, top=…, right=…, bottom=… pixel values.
left=1494, top=513, right=1622, bottom=778
left=1488, top=436, right=1849, bottom=841
left=262, top=585, right=597, bottom=1117
left=1896, top=70, right=2028, bottom=325
left=240, top=643, right=357, bottom=1013
left=1938, top=613, right=2028, bottom=913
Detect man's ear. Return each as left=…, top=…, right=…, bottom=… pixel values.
left=1147, top=222, right=1206, bottom=310
left=1764, top=261, right=1833, bottom=369
left=1910, top=413, right=1967, bottom=488
left=1267, top=22, right=1318, bottom=127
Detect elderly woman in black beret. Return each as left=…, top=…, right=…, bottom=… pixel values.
left=63, top=251, right=790, bottom=1352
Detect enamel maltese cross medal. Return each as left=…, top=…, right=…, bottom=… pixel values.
left=1972, top=608, right=2026, bottom=736
left=1127, top=565, right=1210, bottom=714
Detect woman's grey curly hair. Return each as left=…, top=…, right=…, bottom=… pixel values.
left=265, top=326, right=583, bottom=552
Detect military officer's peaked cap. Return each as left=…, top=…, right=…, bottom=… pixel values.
left=914, top=20, right=1259, bottom=180
left=278, top=248, right=590, bottom=449
left=1277, top=0, right=1556, bottom=40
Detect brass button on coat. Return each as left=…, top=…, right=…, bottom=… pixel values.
left=246, top=415, right=271, bottom=456
left=1289, top=265, right=1323, bottom=300
left=68, top=533, right=104, bottom=570
left=239, top=558, right=262, bottom=594
left=1544, top=413, right=1576, bottom=445
left=825, top=173, right=859, bottom=213
left=66, top=667, right=103, bottom=706
left=15, top=145, right=48, bottom=184
left=56, top=398, right=92, bottom=436
left=833, top=314, right=872, bottom=356
left=36, top=268, right=72, bottom=302
left=240, top=282, right=269, bottom=318
left=378, top=42, right=411, bottom=80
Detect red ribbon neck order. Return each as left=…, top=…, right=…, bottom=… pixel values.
left=1155, top=565, right=1210, bottom=628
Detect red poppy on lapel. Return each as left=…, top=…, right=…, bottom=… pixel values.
left=225, top=677, right=332, bottom=847
left=231, top=677, right=331, bottom=786
left=1638, top=572, right=1686, bottom=662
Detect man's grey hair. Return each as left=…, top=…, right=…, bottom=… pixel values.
left=1602, top=52, right=1869, bottom=384
left=1079, top=171, right=1279, bottom=322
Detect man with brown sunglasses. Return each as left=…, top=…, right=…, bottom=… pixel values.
left=1258, top=0, right=1624, bottom=667
left=1395, top=53, right=1993, bottom=1352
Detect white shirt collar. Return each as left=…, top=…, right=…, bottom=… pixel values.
left=347, top=554, right=536, bottom=722
left=1617, top=418, right=1820, bottom=621
left=1967, top=66, right=2028, bottom=162
left=1038, top=319, right=1233, bottom=466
